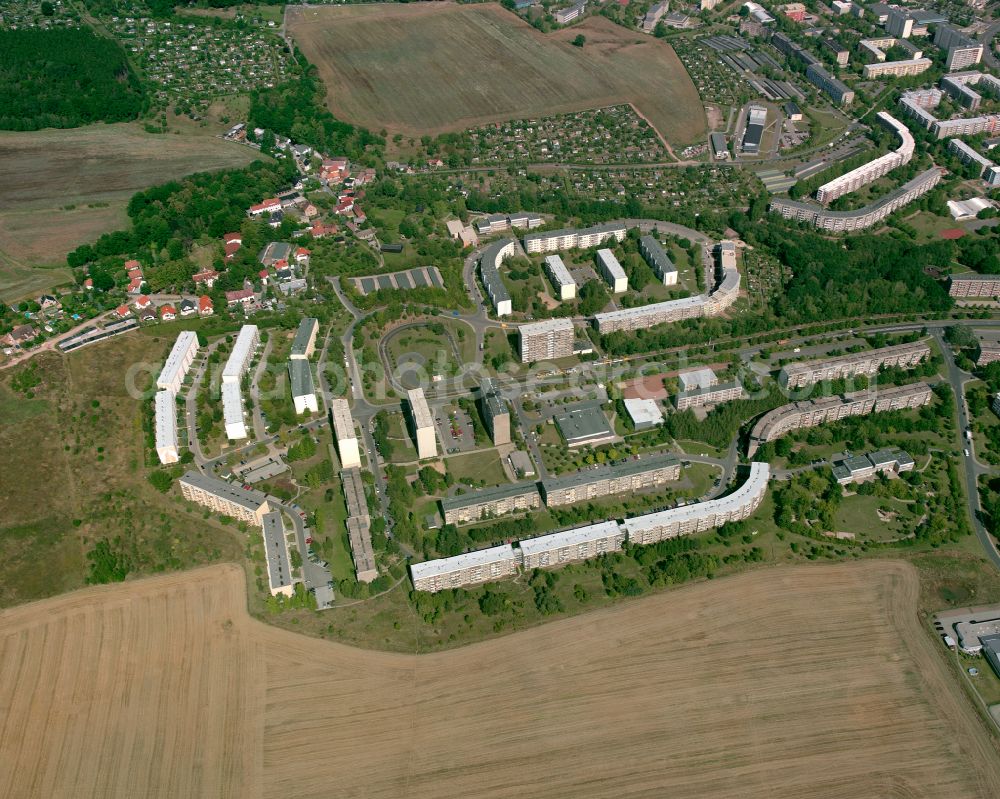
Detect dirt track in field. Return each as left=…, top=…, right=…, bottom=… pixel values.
left=2, top=561, right=998, bottom=798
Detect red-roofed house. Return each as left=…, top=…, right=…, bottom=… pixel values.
left=334, top=198, right=354, bottom=215
left=127, top=277, right=144, bottom=295
left=259, top=269, right=270, bottom=285
left=198, top=295, right=214, bottom=316
left=427, top=158, right=444, bottom=168
left=303, top=203, right=319, bottom=219
left=353, top=209, right=367, bottom=224
left=116, top=304, right=131, bottom=318
left=193, top=269, right=220, bottom=288
left=223, top=232, right=242, bottom=244
left=160, top=305, right=176, bottom=321
left=83, top=278, right=94, bottom=290
left=124, top=259, right=142, bottom=272
left=295, top=247, right=310, bottom=265
left=225, top=287, right=256, bottom=306
left=224, top=241, right=242, bottom=261
left=311, top=222, right=338, bottom=238
left=248, top=198, right=281, bottom=217
left=134, top=294, right=152, bottom=310
left=273, top=258, right=288, bottom=270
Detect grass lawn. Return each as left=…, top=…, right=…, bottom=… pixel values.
left=445, top=449, right=507, bottom=487
left=832, top=493, right=917, bottom=542
left=674, top=439, right=728, bottom=459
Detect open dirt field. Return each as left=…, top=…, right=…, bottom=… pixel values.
left=2, top=560, right=999, bottom=799
left=287, top=3, right=705, bottom=144
left=0, top=122, right=259, bottom=298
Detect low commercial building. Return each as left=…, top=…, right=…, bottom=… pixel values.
left=676, top=380, right=745, bottom=410
left=596, top=248, right=628, bottom=293
left=410, top=544, right=520, bottom=592
left=742, top=105, right=767, bottom=155
left=623, top=397, right=664, bottom=430
left=407, top=387, right=437, bottom=459
left=156, top=331, right=199, bottom=393
left=639, top=235, right=678, bottom=286
left=341, top=467, right=378, bottom=582
left=831, top=448, right=914, bottom=484
left=779, top=341, right=930, bottom=388
left=290, top=317, right=319, bottom=360
left=709, top=132, right=730, bottom=161
left=261, top=511, right=295, bottom=597
left=331, top=397, right=361, bottom=468
left=520, top=521, right=625, bottom=570
left=950, top=274, right=1000, bottom=299
left=541, top=451, right=681, bottom=507
left=479, top=378, right=511, bottom=445
left=479, top=239, right=516, bottom=316
left=523, top=222, right=626, bottom=255
left=178, top=471, right=270, bottom=525
left=747, top=383, right=933, bottom=455
left=544, top=255, right=577, bottom=300
left=154, top=389, right=179, bottom=465
left=222, top=381, right=248, bottom=440
left=816, top=113, right=914, bottom=204
left=554, top=406, right=615, bottom=448
left=519, top=318, right=575, bottom=363
left=440, top=482, right=542, bottom=525
left=289, top=359, right=318, bottom=414
left=624, top=464, right=769, bottom=545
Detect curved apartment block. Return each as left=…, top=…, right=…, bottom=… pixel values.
left=816, top=113, right=915, bottom=204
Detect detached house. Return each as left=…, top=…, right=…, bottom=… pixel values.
left=160, top=304, right=177, bottom=321
left=179, top=298, right=197, bottom=316
left=193, top=269, right=220, bottom=288
left=198, top=295, right=214, bottom=316
left=249, top=198, right=281, bottom=217
left=134, top=294, right=152, bottom=310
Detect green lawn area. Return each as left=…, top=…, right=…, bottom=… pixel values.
left=385, top=411, right=419, bottom=463
left=445, top=448, right=507, bottom=487
left=674, top=439, right=728, bottom=459
left=832, top=492, right=917, bottom=542
left=0, top=384, right=48, bottom=424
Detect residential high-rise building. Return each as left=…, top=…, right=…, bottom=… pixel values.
left=518, top=318, right=575, bottom=362
left=331, top=398, right=361, bottom=468
left=407, top=387, right=437, bottom=459
left=544, top=255, right=577, bottom=300
left=479, top=379, right=511, bottom=445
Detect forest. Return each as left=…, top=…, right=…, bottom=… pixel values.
left=0, top=27, right=147, bottom=130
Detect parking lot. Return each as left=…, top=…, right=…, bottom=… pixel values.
left=435, top=404, right=477, bottom=454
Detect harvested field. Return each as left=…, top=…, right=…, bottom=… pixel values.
left=3, top=560, right=1000, bottom=798
left=287, top=3, right=705, bottom=144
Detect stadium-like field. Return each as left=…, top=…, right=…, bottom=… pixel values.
left=2, top=560, right=998, bottom=798
left=286, top=3, right=706, bottom=145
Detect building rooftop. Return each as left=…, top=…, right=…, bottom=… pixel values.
left=407, top=387, right=434, bottom=429
left=678, top=379, right=743, bottom=401
left=544, top=255, right=576, bottom=288
left=156, top=331, right=198, bottom=390
left=180, top=471, right=267, bottom=511
left=221, top=381, right=245, bottom=430
left=596, top=248, right=627, bottom=282
left=679, top=367, right=717, bottom=391
left=222, top=325, right=259, bottom=382
left=440, top=481, right=540, bottom=512
left=554, top=406, right=614, bottom=444
left=331, top=398, right=356, bottom=443
left=519, top=521, right=622, bottom=557
left=291, top=317, right=318, bottom=357
left=519, top=318, right=574, bottom=337
left=479, top=239, right=514, bottom=305
left=288, top=359, right=314, bottom=400
left=410, top=544, right=519, bottom=582
left=595, top=294, right=707, bottom=325
left=262, top=511, right=293, bottom=592
left=341, top=467, right=368, bottom=519
left=639, top=235, right=677, bottom=278
left=480, top=379, right=508, bottom=421
left=623, top=397, right=664, bottom=427
left=154, top=389, right=177, bottom=453
left=542, top=451, right=679, bottom=493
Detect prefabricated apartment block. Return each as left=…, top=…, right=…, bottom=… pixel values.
left=262, top=511, right=295, bottom=597
left=518, top=318, right=575, bottom=362
left=156, top=331, right=199, bottom=393
left=154, top=389, right=179, bottom=464
left=407, top=387, right=437, bottom=459
left=440, top=482, right=542, bottom=525
left=519, top=521, right=626, bottom=569
left=638, top=235, right=678, bottom=286
left=289, top=359, right=318, bottom=414
left=410, top=544, right=521, bottom=592
left=522, top=222, right=627, bottom=254
left=330, top=397, right=361, bottom=468
left=779, top=341, right=930, bottom=388
left=479, top=378, right=511, bottom=446
left=544, top=254, right=577, bottom=300
left=178, top=471, right=271, bottom=525
left=221, top=325, right=260, bottom=440
left=341, top=466, right=378, bottom=582
left=290, top=317, right=319, bottom=359
left=479, top=239, right=515, bottom=316
left=596, top=248, right=628, bottom=293
left=540, top=451, right=681, bottom=507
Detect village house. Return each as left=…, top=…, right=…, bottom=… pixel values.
left=179, top=298, right=196, bottom=316
left=160, top=304, right=176, bottom=321
left=226, top=286, right=256, bottom=306
left=116, top=304, right=132, bottom=318
left=134, top=294, right=152, bottom=310
left=193, top=269, right=220, bottom=288
left=4, top=324, right=38, bottom=347
left=198, top=295, right=214, bottom=316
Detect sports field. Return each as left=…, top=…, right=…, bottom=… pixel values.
left=286, top=3, right=705, bottom=144
left=0, top=122, right=259, bottom=299
left=2, top=560, right=999, bottom=798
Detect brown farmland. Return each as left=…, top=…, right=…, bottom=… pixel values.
left=286, top=3, right=706, bottom=144
left=2, top=560, right=999, bottom=798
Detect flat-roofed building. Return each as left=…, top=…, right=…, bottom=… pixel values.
left=154, top=389, right=179, bottom=464
left=410, top=544, right=520, bottom=592
left=341, top=467, right=377, bottom=582
left=222, top=380, right=248, bottom=440
left=950, top=274, right=1000, bottom=299
left=595, top=249, right=627, bottom=294
left=948, top=139, right=998, bottom=181
left=331, top=397, right=361, bottom=468
left=479, top=239, right=515, bottom=316
left=440, top=482, right=542, bottom=525
left=779, top=341, right=930, bottom=388
left=709, top=132, right=730, bottom=161
left=679, top=367, right=718, bottom=392
left=816, top=113, right=914, bottom=204
left=625, top=463, right=769, bottom=544
left=407, top=387, right=437, bottom=459
left=479, top=378, right=511, bottom=445
left=519, top=318, right=575, bottom=362
left=522, top=222, right=626, bottom=254
left=544, top=255, right=577, bottom=300
left=595, top=294, right=707, bottom=333
left=863, top=58, right=933, bottom=78
left=676, top=380, right=745, bottom=410
left=623, top=397, right=664, bottom=430
left=261, top=511, right=295, bottom=597
left=639, top=235, right=678, bottom=286
left=178, top=471, right=270, bottom=525
left=822, top=37, right=850, bottom=66
left=222, top=325, right=260, bottom=383
left=475, top=212, right=544, bottom=235
left=554, top=406, right=615, bottom=448
left=156, top=331, right=199, bottom=393
left=742, top=105, right=767, bottom=155
left=289, top=359, right=318, bottom=414
left=806, top=63, right=854, bottom=105
left=290, top=317, right=319, bottom=359
left=747, top=383, right=933, bottom=455
left=542, top=451, right=680, bottom=507
left=976, top=331, right=1000, bottom=366
left=831, top=447, right=914, bottom=484
left=520, top=521, right=625, bottom=570
left=934, top=25, right=983, bottom=71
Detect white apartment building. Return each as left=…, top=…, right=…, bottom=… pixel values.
left=779, top=341, right=930, bottom=388
left=544, top=255, right=577, bottom=300
left=290, top=317, right=319, bottom=359
left=596, top=248, right=628, bottom=293
left=178, top=471, right=270, bottom=525
left=156, top=331, right=199, bottom=393
left=479, top=239, right=515, bottom=316
left=407, top=387, right=437, bottom=459
left=262, top=511, right=295, bottom=597
left=222, top=381, right=248, bottom=440
left=816, top=112, right=914, bottom=204
left=519, top=521, right=625, bottom=570
left=289, top=359, right=318, bottom=414
left=222, top=324, right=260, bottom=383
left=639, top=235, right=678, bottom=286
left=522, top=223, right=626, bottom=254
left=518, top=318, right=575, bottom=362
left=331, top=397, right=361, bottom=468
left=863, top=58, right=933, bottom=78
left=410, top=544, right=520, bottom=592
left=154, top=389, right=179, bottom=464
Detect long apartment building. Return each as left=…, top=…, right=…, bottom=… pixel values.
left=222, top=381, right=248, bottom=440
left=806, top=63, right=855, bottom=106
left=289, top=359, right=317, bottom=414
left=769, top=167, right=942, bottom=232
left=747, top=382, right=933, bottom=455
left=479, top=378, right=511, bottom=445
left=156, top=331, right=199, bottom=393
left=522, top=222, right=626, bottom=254
left=518, top=318, right=575, bottom=362
left=779, top=340, right=930, bottom=388
left=816, top=113, right=914, bottom=204
left=290, top=317, right=318, bottom=359
left=410, top=544, right=520, bottom=592
left=331, top=397, right=361, bottom=468
left=624, top=463, right=769, bottom=545
left=154, top=389, right=179, bottom=464
left=676, top=380, right=745, bottom=410
left=933, top=25, right=984, bottom=71
left=478, top=238, right=515, bottom=316
left=863, top=58, right=932, bottom=78
left=544, top=254, right=577, bottom=300
left=261, top=511, right=295, bottom=597
left=949, top=274, right=1000, bottom=298
left=540, top=451, right=681, bottom=507
left=948, top=139, right=1000, bottom=186
left=221, top=325, right=259, bottom=440
left=594, top=242, right=740, bottom=334
left=596, top=248, right=628, bottom=293
left=407, top=387, right=437, bottom=459
left=901, top=77, right=1000, bottom=140
left=178, top=471, right=271, bottom=525
left=639, top=235, right=678, bottom=286
left=520, top=521, right=625, bottom=570
left=440, top=482, right=542, bottom=525
left=341, top=466, right=378, bottom=582
left=475, top=211, right=544, bottom=236
left=942, top=72, right=1000, bottom=111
